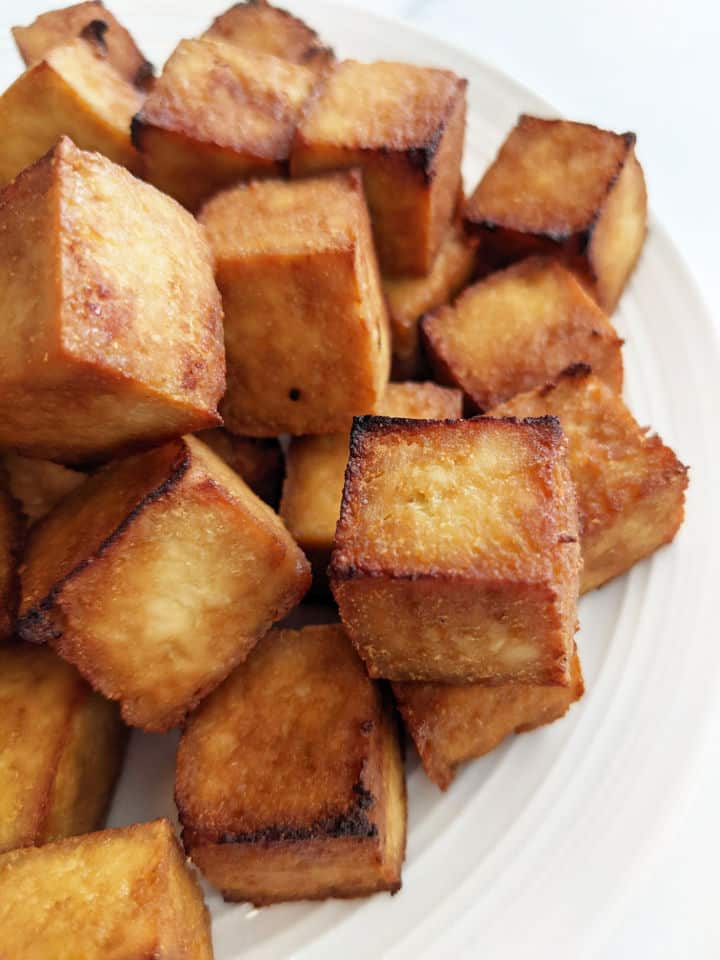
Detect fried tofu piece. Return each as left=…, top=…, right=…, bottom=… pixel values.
left=394, top=651, right=584, bottom=789
left=0, top=37, right=143, bottom=185
left=0, top=819, right=213, bottom=959
left=384, top=218, right=478, bottom=379
left=133, top=38, right=317, bottom=210
left=291, top=60, right=466, bottom=276
left=12, top=1, right=153, bottom=89
left=199, top=171, right=390, bottom=436
left=281, top=382, right=463, bottom=589
left=0, top=644, right=126, bottom=854
left=176, top=624, right=406, bottom=904
left=18, top=436, right=310, bottom=731
left=330, top=416, right=580, bottom=684
left=464, top=116, right=647, bottom=311
left=492, top=366, right=688, bottom=592
left=0, top=137, right=225, bottom=465
left=421, top=257, right=623, bottom=411
left=203, top=0, right=334, bottom=75
left=3, top=453, right=86, bottom=524
left=0, top=478, right=22, bottom=641
left=195, top=429, right=284, bottom=508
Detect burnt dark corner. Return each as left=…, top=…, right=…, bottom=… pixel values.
left=129, top=113, right=146, bottom=149
left=79, top=19, right=109, bottom=52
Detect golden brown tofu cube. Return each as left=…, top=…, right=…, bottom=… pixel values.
left=12, top=1, right=153, bottom=89
left=0, top=644, right=126, bottom=854
left=203, top=0, right=334, bottom=75
left=0, top=478, right=22, bottom=641
left=330, top=416, right=581, bottom=684
left=394, top=651, right=584, bottom=789
left=176, top=624, right=406, bottom=905
left=133, top=38, right=317, bottom=210
left=281, top=382, right=463, bottom=588
left=0, top=819, right=213, bottom=959
left=291, top=60, right=466, bottom=276
left=384, top=218, right=478, bottom=380
left=421, top=257, right=623, bottom=411
left=0, top=137, right=225, bottom=465
left=492, top=366, right=688, bottom=592
left=3, top=453, right=86, bottom=524
left=199, top=171, right=390, bottom=436
left=195, top=429, right=284, bottom=508
left=18, top=436, right=310, bottom=731
left=463, top=115, right=647, bottom=312
left=0, top=37, right=143, bottom=185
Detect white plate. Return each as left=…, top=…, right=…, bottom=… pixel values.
left=2, top=2, right=719, bottom=957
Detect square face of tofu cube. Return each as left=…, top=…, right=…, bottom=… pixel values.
left=0, top=819, right=212, bottom=959
left=176, top=623, right=406, bottom=905
left=291, top=60, right=466, bottom=276
left=2, top=454, right=86, bottom=524
left=199, top=171, right=390, bottom=436
left=133, top=38, right=317, bottom=210
left=203, top=0, right=334, bottom=75
left=0, top=137, right=225, bottom=465
left=384, top=218, right=478, bottom=380
left=12, top=1, right=153, bottom=88
left=0, top=37, right=143, bottom=185
left=18, top=436, right=311, bottom=731
left=0, top=480, right=21, bottom=640
left=195, top=429, right=284, bottom=508
left=463, top=116, right=647, bottom=311
left=394, top=651, right=584, bottom=790
left=421, top=257, right=623, bottom=411
left=0, top=644, right=126, bottom=854
left=330, top=416, right=581, bottom=684
left=492, top=366, right=688, bottom=592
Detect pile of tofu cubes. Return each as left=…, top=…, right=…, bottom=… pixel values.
left=0, top=0, right=687, bottom=953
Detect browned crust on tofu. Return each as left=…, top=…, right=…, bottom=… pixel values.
left=195, top=428, right=284, bottom=507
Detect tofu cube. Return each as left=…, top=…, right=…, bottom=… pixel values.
left=421, top=257, right=623, bottom=411
left=291, top=60, right=466, bottom=276
left=492, top=366, right=688, bottom=592
left=133, top=38, right=317, bottom=210
left=176, top=623, right=406, bottom=904
left=12, top=1, right=153, bottom=88
left=0, top=478, right=22, bottom=641
left=199, top=171, right=390, bottom=436
left=384, top=217, right=477, bottom=379
left=0, top=137, right=225, bottom=465
left=203, top=0, right=334, bottom=75
left=0, top=644, right=126, bottom=854
left=394, top=650, right=584, bottom=789
left=330, top=416, right=581, bottom=683
left=463, top=115, right=647, bottom=311
left=280, top=382, right=463, bottom=589
left=0, top=37, right=143, bottom=185
left=196, top=429, right=284, bottom=508
left=18, top=436, right=311, bottom=731
left=0, top=819, right=212, bottom=959
left=2, top=453, right=86, bottom=524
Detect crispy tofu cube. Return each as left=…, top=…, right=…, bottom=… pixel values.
left=463, top=116, right=647, bottom=311
left=0, top=38, right=143, bottom=185
left=203, top=0, right=334, bottom=75
left=330, top=416, right=581, bottom=683
left=196, top=429, right=284, bottom=508
left=421, top=257, right=623, bottom=411
left=0, top=819, right=212, bottom=958
left=0, top=137, right=225, bottom=465
left=291, top=60, right=466, bottom=276
left=3, top=453, right=86, bottom=524
left=281, top=382, right=463, bottom=588
left=384, top=218, right=478, bottom=379
left=0, top=478, right=22, bottom=641
left=176, top=623, right=406, bottom=904
left=12, top=1, right=153, bottom=89
left=199, top=171, right=390, bottom=436
left=394, top=650, right=584, bottom=789
left=132, top=38, right=317, bottom=210
left=17, top=436, right=310, bottom=731
left=492, top=366, right=688, bottom=592
left=0, top=644, right=126, bottom=854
